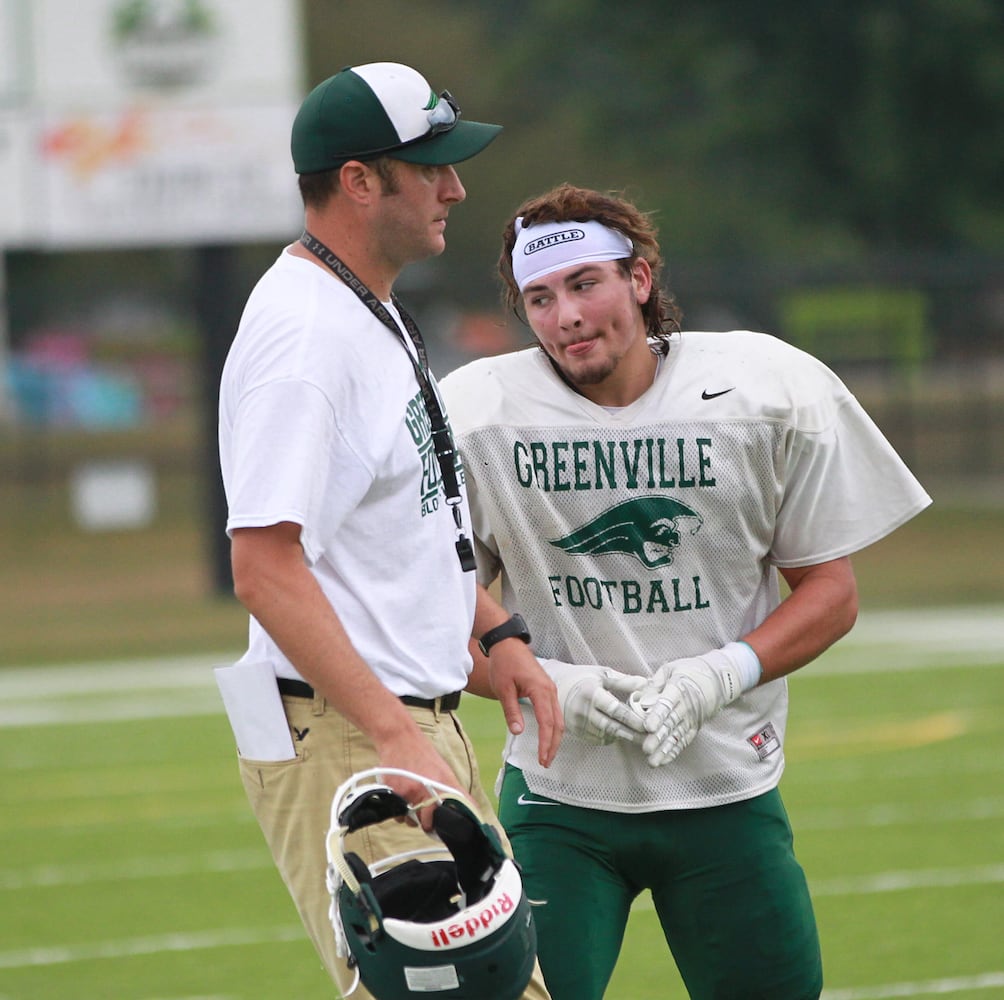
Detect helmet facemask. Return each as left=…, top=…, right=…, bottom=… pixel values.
left=326, top=768, right=537, bottom=999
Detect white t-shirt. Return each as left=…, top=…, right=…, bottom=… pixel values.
left=219, top=248, right=475, bottom=698
left=440, top=331, right=931, bottom=811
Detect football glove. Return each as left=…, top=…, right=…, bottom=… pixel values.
left=628, top=642, right=762, bottom=766
left=543, top=660, right=648, bottom=745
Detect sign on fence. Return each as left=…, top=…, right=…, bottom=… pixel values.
left=0, top=0, right=304, bottom=249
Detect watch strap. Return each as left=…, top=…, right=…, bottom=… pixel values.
left=478, top=613, right=531, bottom=656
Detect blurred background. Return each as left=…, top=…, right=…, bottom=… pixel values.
left=1, top=0, right=1002, bottom=669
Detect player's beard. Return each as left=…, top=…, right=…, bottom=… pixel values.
left=540, top=340, right=624, bottom=392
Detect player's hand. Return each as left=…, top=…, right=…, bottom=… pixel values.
left=629, top=644, right=760, bottom=766
left=486, top=641, right=564, bottom=768
left=546, top=661, right=648, bottom=745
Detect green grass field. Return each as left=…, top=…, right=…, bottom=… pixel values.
left=1, top=609, right=1002, bottom=1000
left=2, top=446, right=1003, bottom=999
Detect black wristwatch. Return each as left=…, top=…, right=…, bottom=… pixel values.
left=478, top=613, right=531, bottom=656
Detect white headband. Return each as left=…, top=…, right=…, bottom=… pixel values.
left=511, top=217, right=633, bottom=292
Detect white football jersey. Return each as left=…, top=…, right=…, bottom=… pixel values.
left=440, top=331, right=931, bottom=812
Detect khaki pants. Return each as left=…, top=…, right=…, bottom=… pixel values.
left=237, top=688, right=550, bottom=999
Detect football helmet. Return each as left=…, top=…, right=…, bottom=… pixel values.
left=326, top=768, right=537, bottom=999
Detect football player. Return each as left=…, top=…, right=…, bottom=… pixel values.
left=441, top=183, right=931, bottom=1000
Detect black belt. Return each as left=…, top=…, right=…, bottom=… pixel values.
left=276, top=676, right=461, bottom=712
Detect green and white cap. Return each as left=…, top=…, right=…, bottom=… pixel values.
left=291, top=62, right=502, bottom=174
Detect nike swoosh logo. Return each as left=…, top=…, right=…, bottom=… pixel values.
left=517, top=793, right=559, bottom=807
left=701, top=387, right=735, bottom=400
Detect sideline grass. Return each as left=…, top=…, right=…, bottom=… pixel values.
left=1, top=622, right=1002, bottom=999
left=2, top=429, right=1001, bottom=996
left=1, top=459, right=1002, bottom=668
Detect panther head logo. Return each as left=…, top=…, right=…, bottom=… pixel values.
left=549, top=496, right=703, bottom=569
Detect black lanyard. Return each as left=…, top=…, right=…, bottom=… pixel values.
left=299, top=230, right=476, bottom=573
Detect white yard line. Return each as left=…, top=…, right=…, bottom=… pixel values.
left=811, top=862, right=1004, bottom=896
left=0, top=653, right=234, bottom=728
left=0, top=605, right=1000, bottom=730
left=627, top=861, right=1004, bottom=915
left=5, top=846, right=998, bottom=901
left=0, top=692, right=225, bottom=727
left=0, top=926, right=303, bottom=970
left=794, top=794, right=1004, bottom=831
left=0, top=848, right=270, bottom=890
left=0, top=654, right=231, bottom=696
left=807, top=603, right=1004, bottom=674
left=820, top=972, right=1004, bottom=999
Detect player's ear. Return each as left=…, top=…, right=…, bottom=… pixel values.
left=630, top=257, right=653, bottom=305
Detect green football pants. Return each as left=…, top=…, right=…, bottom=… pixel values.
left=498, top=765, right=822, bottom=1000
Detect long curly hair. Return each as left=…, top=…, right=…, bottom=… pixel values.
left=498, top=183, right=682, bottom=353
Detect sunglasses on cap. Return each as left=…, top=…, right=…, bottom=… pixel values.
left=426, top=90, right=460, bottom=136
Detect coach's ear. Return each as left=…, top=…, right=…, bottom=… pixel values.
left=339, top=159, right=384, bottom=206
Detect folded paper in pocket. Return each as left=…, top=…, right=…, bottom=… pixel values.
left=214, top=661, right=297, bottom=762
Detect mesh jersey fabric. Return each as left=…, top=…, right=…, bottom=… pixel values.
left=440, top=330, right=931, bottom=812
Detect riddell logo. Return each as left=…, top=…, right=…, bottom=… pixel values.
left=524, top=229, right=585, bottom=255
left=430, top=892, right=515, bottom=947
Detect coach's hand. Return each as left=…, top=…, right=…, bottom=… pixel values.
left=630, top=643, right=762, bottom=766
left=545, top=661, right=648, bottom=745
left=486, top=641, right=564, bottom=768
